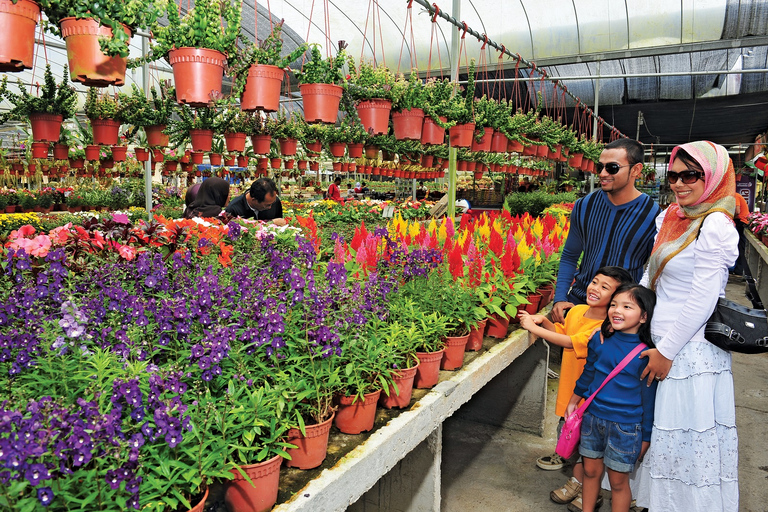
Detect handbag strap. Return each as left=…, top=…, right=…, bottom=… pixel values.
left=576, top=343, right=647, bottom=414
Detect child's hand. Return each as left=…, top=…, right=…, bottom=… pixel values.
left=565, top=402, right=577, bottom=418
left=529, top=314, right=546, bottom=325
left=638, top=441, right=650, bottom=462
left=519, top=311, right=534, bottom=330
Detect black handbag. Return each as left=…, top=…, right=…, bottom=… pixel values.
left=705, top=276, right=768, bottom=353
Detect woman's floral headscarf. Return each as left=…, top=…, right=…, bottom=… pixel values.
left=646, top=141, right=735, bottom=289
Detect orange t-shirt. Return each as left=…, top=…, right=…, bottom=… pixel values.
left=552, top=304, right=604, bottom=417
left=733, top=192, right=749, bottom=224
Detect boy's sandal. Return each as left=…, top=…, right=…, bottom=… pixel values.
left=536, top=453, right=565, bottom=471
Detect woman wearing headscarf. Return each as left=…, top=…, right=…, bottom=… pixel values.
left=183, top=183, right=201, bottom=215
left=183, top=178, right=230, bottom=219
left=635, top=141, right=739, bottom=511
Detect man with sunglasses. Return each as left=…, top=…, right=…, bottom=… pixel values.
left=552, top=139, right=661, bottom=324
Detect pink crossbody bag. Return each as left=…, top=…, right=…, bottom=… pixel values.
left=555, top=343, right=647, bottom=459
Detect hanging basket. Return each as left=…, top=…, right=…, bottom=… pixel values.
left=329, top=142, right=346, bottom=158
left=209, top=153, right=222, bottom=165
left=251, top=135, right=271, bottom=155
left=568, top=152, right=584, bottom=168
left=305, top=140, right=322, bottom=155
left=471, top=127, right=494, bottom=152
left=449, top=122, right=475, bottom=148
left=279, top=137, right=298, bottom=156
left=145, top=124, right=168, bottom=147
left=225, top=132, right=247, bottom=153
left=91, top=118, right=120, bottom=145
left=31, top=142, right=48, bottom=159
left=421, top=116, right=446, bottom=145
left=300, top=83, right=343, bottom=123
left=0, top=0, right=39, bottom=72
left=507, top=139, right=524, bottom=153
left=84, top=145, right=100, bottom=160
left=59, top=17, right=130, bottom=87
left=240, top=64, right=284, bottom=112
left=392, top=108, right=425, bottom=140
left=52, top=143, right=69, bottom=160
left=111, top=145, right=127, bottom=162
left=189, top=129, right=213, bottom=152
left=356, top=99, right=392, bottom=135
left=491, top=131, right=509, bottom=153
left=135, top=147, right=149, bottom=162
left=168, top=47, right=226, bottom=106
left=29, top=113, right=63, bottom=142
left=191, top=151, right=204, bottom=164
left=348, top=143, right=363, bottom=158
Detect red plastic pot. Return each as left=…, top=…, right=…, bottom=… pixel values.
left=0, top=0, right=40, bottom=72
left=298, top=160, right=307, bottom=170
left=52, top=143, right=69, bottom=160
left=85, top=144, right=100, bottom=161
left=31, top=142, right=48, bottom=159
left=508, top=139, right=524, bottom=153
left=334, top=389, right=382, bottom=434
left=491, top=131, right=509, bottom=153
left=568, top=152, right=584, bottom=168
left=240, top=64, right=284, bottom=112
left=347, top=143, right=363, bottom=158
left=191, top=151, right=204, bottom=164
left=364, top=145, right=380, bottom=159
left=285, top=413, right=334, bottom=469
left=168, top=47, right=226, bottom=107
left=421, top=116, right=446, bottom=145
left=29, top=113, right=63, bottom=142
left=332, top=161, right=341, bottom=172
left=111, top=145, right=127, bottom=162
left=284, top=159, right=295, bottom=169
left=524, top=293, right=543, bottom=314
left=471, top=127, right=494, bottom=152
left=279, top=137, right=298, bottom=156
left=225, top=155, right=236, bottom=166
left=356, top=99, right=392, bottom=135
left=300, top=83, right=343, bottom=123
left=329, top=142, right=346, bottom=158
left=164, top=161, right=178, bottom=174
left=225, top=132, right=247, bottom=153
left=209, top=153, right=222, bottom=166
left=152, top=148, right=165, bottom=162
left=392, top=108, right=425, bottom=140
left=224, top=455, right=281, bottom=512
left=69, top=158, right=84, bottom=169
left=135, top=148, right=149, bottom=162
left=251, top=135, right=271, bottom=155
left=415, top=349, right=445, bottom=389
left=441, top=334, right=469, bottom=370
left=91, top=118, right=120, bottom=146
left=466, top=319, right=488, bottom=351
left=305, top=140, right=322, bottom=155
left=449, top=122, right=475, bottom=148
left=189, top=487, right=209, bottom=512
left=485, top=313, right=510, bottom=339
left=538, top=285, right=554, bottom=308
left=189, top=129, right=213, bottom=152
left=145, top=124, right=168, bottom=147
left=271, top=158, right=282, bottom=169
left=523, top=143, right=538, bottom=156
left=59, top=17, right=129, bottom=86
left=100, top=158, right=114, bottom=169
left=238, top=155, right=249, bottom=167
left=537, top=144, right=549, bottom=158
left=379, top=362, right=419, bottom=409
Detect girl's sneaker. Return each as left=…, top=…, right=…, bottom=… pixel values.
left=536, top=453, right=565, bottom=470
left=550, top=477, right=581, bottom=503
left=566, top=491, right=603, bottom=512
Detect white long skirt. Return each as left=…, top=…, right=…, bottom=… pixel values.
left=634, top=340, right=739, bottom=511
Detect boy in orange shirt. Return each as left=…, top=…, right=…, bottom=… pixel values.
left=520, top=266, right=633, bottom=510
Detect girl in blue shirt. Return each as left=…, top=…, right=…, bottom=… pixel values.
left=567, top=284, right=658, bottom=512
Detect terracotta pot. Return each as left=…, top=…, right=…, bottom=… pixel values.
left=392, top=108, right=425, bottom=140
left=29, top=113, right=62, bottom=142
left=164, top=161, right=178, bottom=173
left=347, top=143, right=363, bottom=158
left=224, top=132, right=246, bottom=153
left=421, top=116, right=446, bottom=145
left=441, top=334, right=469, bottom=370
left=152, top=148, right=165, bottom=162
left=421, top=154, right=434, bottom=167
left=379, top=362, right=419, bottom=409
left=251, top=135, right=272, bottom=155
left=491, top=131, right=509, bottom=153
left=524, top=293, right=543, bottom=314
left=241, top=64, right=284, bottom=112
left=238, top=155, right=249, bottom=167
left=356, top=99, right=392, bottom=135
left=224, top=455, right=281, bottom=512
left=84, top=144, right=100, bottom=160
left=332, top=161, right=341, bottom=171
left=328, top=142, right=346, bottom=158
left=69, top=158, right=84, bottom=169
left=52, top=143, right=69, bottom=160
left=271, top=158, right=282, bottom=169
left=30, top=141, right=48, bottom=158
left=279, top=137, right=298, bottom=156
left=762, top=234, right=768, bottom=246
left=364, top=145, right=380, bottom=159
left=457, top=160, right=468, bottom=171
left=59, top=17, right=129, bottom=86
left=224, top=156, right=236, bottom=166
left=415, top=349, right=445, bottom=389
left=310, top=161, right=319, bottom=171
left=568, top=152, right=583, bottom=168
left=209, top=153, right=222, bottom=166
left=334, top=389, right=382, bottom=434
left=536, top=144, right=549, bottom=158
left=298, top=160, right=307, bottom=170
left=522, top=142, right=538, bottom=156
left=538, top=285, right=554, bottom=308
left=189, top=129, right=213, bottom=152
left=466, top=319, right=488, bottom=351
left=189, top=487, right=209, bottom=512
left=507, top=139, right=524, bottom=153
left=485, top=313, right=510, bottom=339
left=100, top=158, right=114, bottom=169
left=449, top=122, right=475, bottom=148
left=305, top=140, right=322, bottom=155
left=285, top=413, right=334, bottom=469
left=548, top=144, right=563, bottom=160
left=471, top=127, right=494, bottom=152
left=169, top=47, right=226, bottom=106
left=284, top=159, right=295, bottom=169
left=145, top=124, right=168, bottom=147
left=190, top=151, right=204, bottom=164
left=300, top=83, right=343, bottom=123
left=0, top=0, right=40, bottom=72
left=111, top=145, right=127, bottom=162
left=473, top=170, right=483, bottom=180
left=133, top=147, right=149, bottom=162
left=91, top=118, right=120, bottom=145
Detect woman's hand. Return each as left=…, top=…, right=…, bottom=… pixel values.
left=639, top=348, right=673, bottom=386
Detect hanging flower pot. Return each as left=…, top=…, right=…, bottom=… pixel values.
left=241, top=64, right=284, bottom=112
left=471, top=127, right=494, bottom=152
left=84, top=144, right=100, bottom=160
left=69, top=157, right=84, bottom=169
left=279, top=137, right=298, bottom=156
left=100, top=157, right=114, bottom=169
left=347, top=143, right=363, bottom=158
left=371, top=167, right=381, bottom=176
left=507, top=139, right=524, bottom=153
left=491, top=131, right=509, bottom=153
left=356, top=99, right=392, bottom=135
left=285, top=413, right=335, bottom=469
left=59, top=17, right=130, bottom=86
left=364, top=145, right=379, bottom=159
left=485, top=313, right=509, bottom=339
left=134, top=148, right=149, bottom=162
left=341, top=162, right=349, bottom=172
left=222, top=132, right=245, bottom=153
left=238, top=155, right=250, bottom=167
left=305, top=140, right=322, bottom=155
left=168, top=48, right=226, bottom=106
left=441, top=334, right=469, bottom=370
left=421, top=116, right=446, bottom=145
left=536, top=144, right=549, bottom=158
left=111, top=145, right=127, bottom=162
left=189, top=129, right=213, bottom=152
left=457, top=160, right=468, bottom=172
left=223, top=155, right=235, bottom=166
left=334, top=389, right=382, bottom=434
left=145, top=124, right=168, bottom=147
left=392, top=108, right=425, bottom=140
left=300, top=83, right=343, bottom=123
left=449, top=122, right=475, bottom=148
left=164, top=160, right=178, bottom=174
left=152, top=148, right=165, bottom=162
left=29, top=113, right=63, bottom=142
left=91, top=119, right=120, bottom=145
left=466, top=319, right=488, bottom=351
left=209, top=153, right=222, bottom=166
left=415, top=349, right=445, bottom=389
left=270, top=157, right=282, bottom=169
left=30, top=142, right=48, bottom=159
left=329, top=142, right=346, bottom=158
left=548, top=144, right=563, bottom=160
left=523, top=143, right=538, bottom=156
left=191, top=151, right=204, bottom=164
left=310, top=161, right=319, bottom=171
left=224, top=455, right=282, bottom=512
left=251, top=134, right=271, bottom=155
left=568, top=152, right=584, bottom=168
left=331, top=161, right=341, bottom=172
left=473, top=170, right=483, bottom=181
left=284, top=159, right=295, bottom=169
left=0, top=0, right=40, bottom=72
left=52, top=143, right=69, bottom=160
left=421, top=154, right=434, bottom=168
left=298, top=159, right=307, bottom=170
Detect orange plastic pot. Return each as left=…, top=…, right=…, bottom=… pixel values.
left=347, top=143, right=363, bottom=158
left=91, top=118, right=120, bottom=145
left=164, top=161, right=178, bottom=173
left=356, top=99, right=392, bottom=135
left=441, top=334, right=469, bottom=370
left=421, top=116, right=446, bottom=145
left=189, top=487, right=209, bottom=512
left=329, top=142, right=346, bottom=158
left=240, top=64, right=284, bottom=112
left=285, top=413, right=334, bottom=469
left=31, top=142, right=48, bottom=159
left=52, top=143, right=69, bottom=160
left=279, top=138, right=298, bottom=156
left=145, top=124, right=168, bottom=147
left=491, top=131, right=509, bottom=153
left=271, top=158, right=282, bottom=169
left=466, top=319, right=488, bottom=351
left=224, top=455, right=281, bottom=512
left=209, top=153, right=222, bottom=166
left=537, top=144, right=549, bottom=158
left=471, top=127, right=494, bottom=152
left=111, top=145, right=127, bottom=162
left=284, top=159, right=295, bottom=169
left=485, top=313, right=509, bottom=339
left=0, top=0, right=40, bottom=72
left=305, top=140, right=322, bottom=155
left=379, top=361, right=419, bottom=409
left=134, top=148, right=149, bottom=162
left=524, top=293, right=543, bottom=314
left=225, top=132, right=247, bottom=153
left=59, top=17, right=129, bottom=86
left=152, top=148, right=165, bottom=162
left=84, top=144, right=100, bottom=160
left=392, top=108, right=425, bottom=140
left=191, top=151, right=204, bottom=164
left=449, top=122, right=475, bottom=148
left=226, top=156, right=237, bottom=166
left=568, top=152, right=584, bottom=168
left=300, top=83, right=343, bottom=123
left=238, top=155, right=249, bottom=167
left=251, top=135, right=271, bottom=155
left=507, top=139, right=524, bottom=153
left=538, top=285, right=554, bottom=308
left=415, top=349, right=444, bottom=389
left=189, top=129, right=213, bottom=152
left=334, top=389, right=382, bottom=434
left=29, top=113, right=62, bottom=142
left=168, top=48, right=226, bottom=106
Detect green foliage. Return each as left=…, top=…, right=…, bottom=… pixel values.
left=217, top=103, right=254, bottom=135
left=442, top=59, right=476, bottom=124
left=345, top=58, right=397, bottom=102
left=390, top=71, right=427, bottom=112
left=0, top=64, right=77, bottom=123
left=387, top=295, right=450, bottom=353
left=422, top=77, right=456, bottom=129
left=293, top=41, right=348, bottom=85
left=504, top=190, right=578, bottom=217
left=120, top=82, right=176, bottom=127
left=166, top=105, right=219, bottom=147
left=84, top=87, right=129, bottom=122
left=269, top=111, right=306, bottom=140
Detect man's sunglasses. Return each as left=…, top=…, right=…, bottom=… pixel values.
left=667, top=170, right=704, bottom=184
left=595, top=162, right=631, bottom=174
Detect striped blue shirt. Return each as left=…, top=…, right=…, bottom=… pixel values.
left=554, top=191, right=661, bottom=304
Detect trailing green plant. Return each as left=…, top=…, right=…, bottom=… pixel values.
left=293, top=41, right=348, bottom=85
left=269, top=111, right=306, bottom=140
left=84, top=87, right=129, bottom=122
left=166, top=105, right=219, bottom=147
left=345, top=57, right=396, bottom=102
left=0, top=64, right=77, bottom=124
left=442, top=59, right=476, bottom=125
left=217, top=103, right=253, bottom=134
left=390, top=71, right=427, bottom=112
left=120, top=82, right=176, bottom=127
left=500, top=107, right=541, bottom=143
left=422, top=77, right=456, bottom=129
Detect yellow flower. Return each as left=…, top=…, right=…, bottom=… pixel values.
left=531, top=218, right=543, bottom=240
left=408, top=221, right=420, bottom=239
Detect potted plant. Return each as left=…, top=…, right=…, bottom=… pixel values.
left=270, top=111, right=306, bottom=157
left=345, top=57, right=396, bottom=135
left=0, top=0, right=41, bottom=72
left=421, top=77, right=455, bottom=145
left=389, top=71, right=427, bottom=141
left=217, top=103, right=252, bottom=153
left=120, top=82, right=175, bottom=148
left=84, top=87, right=128, bottom=146
left=167, top=104, right=219, bottom=152
left=444, top=60, right=476, bottom=147
left=244, top=111, right=273, bottom=155
left=0, top=64, right=77, bottom=142
left=293, top=41, right=348, bottom=123
left=150, top=0, right=242, bottom=106
left=472, top=95, right=501, bottom=152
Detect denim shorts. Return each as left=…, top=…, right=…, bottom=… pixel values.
left=579, top=411, right=642, bottom=473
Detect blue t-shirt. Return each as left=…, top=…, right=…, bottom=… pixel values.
left=554, top=190, right=660, bottom=304
left=573, top=331, right=657, bottom=442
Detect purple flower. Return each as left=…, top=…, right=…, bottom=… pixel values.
left=37, top=487, right=54, bottom=507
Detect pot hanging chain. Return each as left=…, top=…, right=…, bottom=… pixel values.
left=397, top=0, right=418, bottom=73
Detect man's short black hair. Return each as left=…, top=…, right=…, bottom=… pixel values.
left=605, top=139, right=644, bottom=167
left=334, top=177, right=341, bottom=184
left=249, top=177, right=278, bottom=203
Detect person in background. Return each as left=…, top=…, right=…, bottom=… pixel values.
left=183, top=183, right=201, bottom=215
left=225, top=177, right=286, bottom=226
left=327, top=176, right=343, bottom=203
left=731, top=191, right=750, bottom=277
left=354, top=182, right=363, bottom=193
left=416, top=181, right=428, bottom=200
left=360, top=182, right=369, bottom=194
left=183, top=178, right=229, bottom=219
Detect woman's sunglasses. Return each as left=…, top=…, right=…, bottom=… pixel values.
left=594, top=162, right=631, bottom=174
left=667, top=170, right=704, bottom=184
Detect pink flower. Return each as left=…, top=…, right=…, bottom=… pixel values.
left=117, top=244, right=137, bottom=261
left=112, top=213, right=130, bottom=224
left=9, top=225, right=36, bottom=239
left=50, top=224, right=73, bottom=245
left=11, top=235, right=52, bottom=258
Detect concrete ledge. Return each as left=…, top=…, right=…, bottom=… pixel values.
left=744, top=230, right=768, bottom=301
left=274, top=327, right=537, bottom=511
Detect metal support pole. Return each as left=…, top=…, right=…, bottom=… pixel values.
left=590, top=61, right=600, bottom=193
left=447, top=0, right=460, bottom=219
left=142, top=36, right=154, bottom=220
left=636, top=111, right=644, bottom=141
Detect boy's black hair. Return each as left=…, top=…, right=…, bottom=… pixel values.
left=600, top=283, right=656, bottom=346
left=593, top=266, right=634, bottom=286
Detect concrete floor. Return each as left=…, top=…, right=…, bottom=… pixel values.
left=442, top=276, right=768, bottom=512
